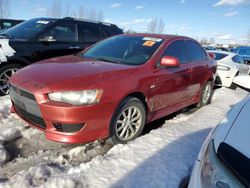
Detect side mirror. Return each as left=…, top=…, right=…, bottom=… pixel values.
left=39, top=35, right=56, bottom=42
left=233, top=75, right=250, bottom=92
left=208, top=52, right=215, bottom=59
left=160, top=56, right=180, bottom=67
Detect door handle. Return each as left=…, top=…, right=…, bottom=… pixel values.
left=69, top=45, right=80, bottom=49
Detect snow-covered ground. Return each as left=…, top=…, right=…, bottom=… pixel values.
left=0, top=88, right=247, bottom=188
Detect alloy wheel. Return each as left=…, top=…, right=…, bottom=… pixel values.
left=202, top=83, right=212, bottom=105
left=0, top=68, right=19, bottom=95
left=115, top=106, right=142, bottom=141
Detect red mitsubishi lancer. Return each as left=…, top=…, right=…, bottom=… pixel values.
left=9, top=34, right=216, bottom=144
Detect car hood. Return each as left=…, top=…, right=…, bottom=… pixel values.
left=223, top=98, right=250, bottom=158
left=10, top=55, right=139, bottom=93
left=213, top=95, right=250, bottom=159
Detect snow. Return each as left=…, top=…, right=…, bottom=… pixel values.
left=233, top=75, right=250, bottom=89
left=0, top=88, right=248, bottom=188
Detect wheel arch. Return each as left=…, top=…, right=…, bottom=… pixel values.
left=7, top=58, right=31, bottom=67
left=108, top=91, right=149, bottom=137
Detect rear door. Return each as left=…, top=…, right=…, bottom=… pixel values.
left=186, top=40, right=209, bottom=97
left=150, top=40, right=192, bottom=112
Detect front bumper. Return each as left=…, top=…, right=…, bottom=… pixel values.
left=188, top=160, right=202, bottom=188
left=10, top=85, right=116, bottom=144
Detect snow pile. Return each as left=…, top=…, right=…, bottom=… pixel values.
left=0, top=96, right=38, bottom=165
left=0, top=128, right=21, bottom=165
left=0, top=88, right=247, bottom=188
left=0, top=144, right=9, bottom=165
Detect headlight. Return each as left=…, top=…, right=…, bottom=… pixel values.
left=200, top=140, right=243, bottom=188
left=48, top=89, right=103, bottom=105
left=217, top=65, right=230, bottom=71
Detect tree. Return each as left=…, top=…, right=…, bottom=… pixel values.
left=72, top=6, right=105, bottom=21
left=248, top=29, right=250, bottom=45
left=97, top=10, right=104, bottom=22
left=0, top=0, right=10, bottom=19
left=74, top=5, right=85, bottom=18
left=209, top=38, right=215, bottom=45
left=47, top=0, right=72, bottom=18
left=124, top=29, right=137, bottom=34
left=200, top=38, right=209, bottom=45
left=147, top=18, right=165, bottom=33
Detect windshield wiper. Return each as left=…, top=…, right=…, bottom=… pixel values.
left=81, top=54, right=122, bottom=64
left=95, top=57, right=121, bottom=64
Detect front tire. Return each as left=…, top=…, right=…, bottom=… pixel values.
left=198, top=81, right=213, bottom=107
left=109, top=97, right=146, bottom=144
left=0, top=64, right=22, bottom=96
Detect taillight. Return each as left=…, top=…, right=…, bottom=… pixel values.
left=208, top=52, right=216, bottom=59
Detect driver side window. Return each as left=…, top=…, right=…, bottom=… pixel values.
left=162, top=40, right=187, bottom=64
left=40, top=22, right=77, bottom=42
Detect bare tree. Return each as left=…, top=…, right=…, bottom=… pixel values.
left=47, top=0, right=72, bottom=18
left=0, top=0, right=10, bottom=19
left=209, top=38, right=215, bottom=45
left=200, top=38, right=209, bottom=45
left=147, top=18, right=165, bottom=33
left=97, top=10, right=104, bottom=22
left=124, top=29, right=137, bottom=34
left=48, top=1, right=105, bottom=21
left=88, top=8, right=97, bottom=20
left=74, top=5, right=85, bottom=18
left=147, top=18, right=157, bottom=33
left=248, top=29, right=250, bottom=45
left=72, top=6, right=105, bottom=21
left=157, top=18, right=165, bottom=33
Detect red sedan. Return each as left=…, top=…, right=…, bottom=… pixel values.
left=9, top=34, right=217, bottom=144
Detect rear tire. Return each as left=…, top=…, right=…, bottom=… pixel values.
left=197, top=81, right=213, bottom=107
left=0, top=64, right=22, bottom=96
left=109, top=97, right=146, bottom=145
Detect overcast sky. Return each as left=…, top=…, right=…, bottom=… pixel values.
left=9, top=0, right=250, bottom=44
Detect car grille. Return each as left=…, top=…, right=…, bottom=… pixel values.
left=9, top=84, right=46, bottom=129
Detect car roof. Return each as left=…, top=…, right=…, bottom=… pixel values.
left=122, top=33, right=195, bottom=41
left=207, top=50, right=237, bottom=56
left=236, top=46, right=250, bottom=49
left=31, top=17, right=119, bottom=27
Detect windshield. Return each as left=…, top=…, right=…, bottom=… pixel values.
left=1, top=18, right=54, bottom=40
left=82, top=35, right=164, bottom=65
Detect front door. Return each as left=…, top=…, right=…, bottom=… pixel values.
left=150, top=40, right=192, bottom=112
left=34, top=21, right=81, bottom=62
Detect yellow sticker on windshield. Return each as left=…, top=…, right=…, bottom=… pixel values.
left=143, top=41, right=156, bottom=47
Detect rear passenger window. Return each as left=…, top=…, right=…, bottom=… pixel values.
left=78, top=23, right=101, bottom=43
left=214, top=53, right=228, bottom=60
left=186, top=41, right=207, bottom=61
left=162, top=40, right=187, bottom=64
left=3, top=22, right=12, bottom=29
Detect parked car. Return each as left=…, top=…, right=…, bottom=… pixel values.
left=215, top=47, right=229, bottom=52
left=189, top=75, right=250, bottom=188
left=0, top=19, right=24, bottom=32
left=9, top=34, right=217, bottom=144
left=0, top=17, right=123, bottom=95
left=202, top=45, right=215, bottom=51
left=234, top=46, right=250, bottom=64
left=208, top=50, right=249, bottom=88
